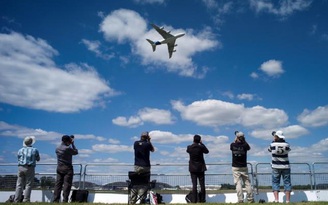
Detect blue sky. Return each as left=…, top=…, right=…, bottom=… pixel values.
left=1, top=0, right=328, bottom=167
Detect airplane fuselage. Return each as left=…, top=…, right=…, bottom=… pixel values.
left=157, top=33, right=185, bottom=45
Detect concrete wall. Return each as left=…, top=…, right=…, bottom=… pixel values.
left=1, top=190, right=328, bottom=203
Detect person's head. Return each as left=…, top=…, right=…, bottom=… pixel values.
left=23, top=136, right=36, bottom=147
left=193, top=134, right=201, bottom=143
left=235, top=131, right=245, bottom=143
left=62, top=135, right=73, bottom=145
left=272, top=130, right=285, bottom=141
left=140, top=131, right=150, bottom=141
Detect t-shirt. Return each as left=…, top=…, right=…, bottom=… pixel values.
left=268, top=139, right=291, bottom=169
left=230, top=141, right=250, bottom=167
left=134, top=139, right=153, bottom=167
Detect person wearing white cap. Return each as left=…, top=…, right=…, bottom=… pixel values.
left=14, top=136, right=40, bottom=202
left=230, top=131, right=254, bottom=203
left=268, top=130, right=292, bottom=203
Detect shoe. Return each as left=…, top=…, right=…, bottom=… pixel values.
left=286, top=201, right=290, bottom=203
left=248, top=199, right=255, bottom=203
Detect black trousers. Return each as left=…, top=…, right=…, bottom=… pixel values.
left=53, top=165, right=73, bottom=202
left=190, top=172, right=206, bottom=203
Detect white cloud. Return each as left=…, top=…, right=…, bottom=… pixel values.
left=92, top=144, right=132, bottom=153
left=138, top=108, right=175, bottom=124
left=150, top=130, right=193, bottom=144
left=99, top=9, right=220, bottom=78
left=237, top=93, right=255, bottom=101
left=112, top=116, right=143, bottom=128
left=0, top=32, right=119, bottom=113
left=81, top=39, right=114, bottom=60
left=93, top=157, right=119, bottom=163
left=222, top=91, right=234, bottom=99
left=297, top=105, right=328, bottom=127
left=112, top=107, right=175, bottom=127
left=99, top=9, right=147, bottom=43
left=250, top=72, right=259, bottom=79
left=0, top=121, right=108, bottom=142
left=249, top=0, right=312, bottom=17
left=251, top=124, right=309, bottom=140
left=241, top=106, right=288, bottom=128
left=172, top=99, right=288, bottom=129
left=259, top=59, right=284, bottom=77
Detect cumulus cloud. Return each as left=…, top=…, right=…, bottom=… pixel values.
left=112, top=107, right=175, bottom=127
left=249, top=0, right=312, bottom=18
left=259, top=59, right=284, bottom=77
left=92, top=144, right=132, bottom=153
left=0, top=121, right=107, bottom=142
left=150, top=130, right=193, bottom=144
left=0, top=32, right=119, bottom=113
left=251, top=124, right=309, bottom=140
left=297, top=105, right=328, bottom=127
left=171, top=99, right=288, bottom=129
left=99, top=9, right=220, bottom=78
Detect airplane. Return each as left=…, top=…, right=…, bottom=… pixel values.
left=146, top=23, right=185, bottom=59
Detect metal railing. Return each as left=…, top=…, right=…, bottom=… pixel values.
left=312, top=162, right=328, bottom=190
left=1, top=162, right=327, bottom=193
left=254, top=162, right=313, bottom=194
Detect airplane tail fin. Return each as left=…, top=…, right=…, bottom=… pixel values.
left=146, top=39, right=156, bottom=52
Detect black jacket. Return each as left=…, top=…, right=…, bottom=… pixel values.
left=186, top=143, right=209, bottom=172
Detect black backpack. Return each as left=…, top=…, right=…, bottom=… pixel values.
left=70, top=190, right=89, bottom=202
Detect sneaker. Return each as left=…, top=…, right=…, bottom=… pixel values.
left=286, top=201, right=290, bottom=203
left=248, top=199, right=255, bottom=203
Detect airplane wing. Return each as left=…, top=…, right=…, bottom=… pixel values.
left=151, top=23, right=173, bottom=39
left=167, top=40, right=176, bottom=59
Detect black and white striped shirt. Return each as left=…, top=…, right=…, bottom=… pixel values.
left=268, top=140, right=291, bottom=169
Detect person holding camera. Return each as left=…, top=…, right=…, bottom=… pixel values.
left=130, top=131, right=155, bottom=204
left=53, top=135, right=78, bottom=203
left=186, top=134, right=209, bottom=203
left=268, top=130, right=291, bottom=203
left=230, top=131, right=254, bottom=203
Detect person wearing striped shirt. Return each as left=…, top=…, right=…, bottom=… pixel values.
left=268, top=130, right=291, bottom=203
left=14, top=136, right=40, bottom=202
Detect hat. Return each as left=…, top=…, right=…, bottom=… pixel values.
left=193, top=134, right=201, bottom=143
left=235, top=131, right=244, bottom=137
left=275, top=130, right=285, bottom=139
left=23, top=136, right=36, bottom=147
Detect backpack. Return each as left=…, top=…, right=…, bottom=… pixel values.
left=70, top=189, right=89, bottom=202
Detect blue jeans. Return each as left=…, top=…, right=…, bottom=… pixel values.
left=272, top=168, right=292, bottom=191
